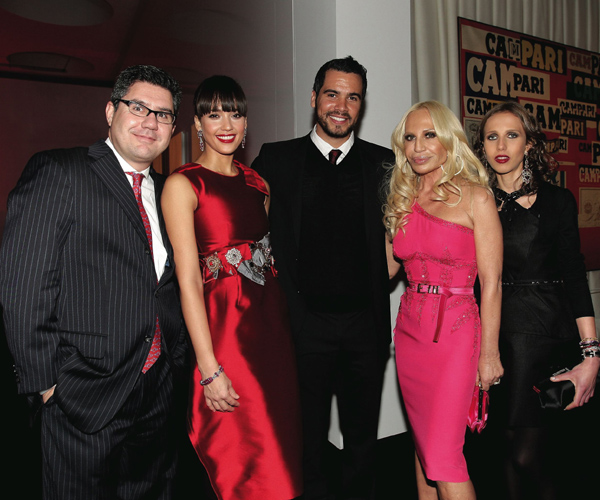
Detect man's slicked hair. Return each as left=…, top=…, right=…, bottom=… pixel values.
left=312, top=56, right=367, bottom=99
left=111, top=65, right=182, bottom=115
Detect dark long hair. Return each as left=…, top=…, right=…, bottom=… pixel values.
left=193, top=75, right=247, bottom=118
left=473, top=101, right=556, bottom=193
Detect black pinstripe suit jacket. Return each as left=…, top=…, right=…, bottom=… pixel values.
left=0, top=140, right=187, bottom=433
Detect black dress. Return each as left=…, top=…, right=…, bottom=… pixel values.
left=495, top=181, right=595, bottom=427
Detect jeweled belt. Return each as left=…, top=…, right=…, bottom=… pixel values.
left=409, top=283, right=474, bottom=343
left=200, top=233, right=276, bottom=286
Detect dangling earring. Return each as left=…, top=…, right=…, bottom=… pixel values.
left=440, top=151, right=449, bottom=173
left=454, top=155, right=464, bottom=176
left=521, top=153, right=532, bottom=185
left=197, top=129, right=204, bottom=152
left=241, top=128, right=247, bottom=149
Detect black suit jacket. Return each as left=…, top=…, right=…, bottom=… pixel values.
left=252, top=134, right=393, bottom=351
left=0, top=140, right=187, bottom=433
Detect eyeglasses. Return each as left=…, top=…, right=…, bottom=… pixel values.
left=116, top=99, right=176, bottom=125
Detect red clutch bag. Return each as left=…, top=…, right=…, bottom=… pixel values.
left=467, top=386, right=489, bottom=433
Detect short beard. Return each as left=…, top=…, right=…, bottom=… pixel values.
left=316, top=112, right=356, bottom=139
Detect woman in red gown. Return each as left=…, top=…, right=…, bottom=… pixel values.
left=162, top=76, right=302, bottom=500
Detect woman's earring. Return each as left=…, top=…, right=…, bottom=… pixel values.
left=241, top=128, right=247, bottom=149
left=455, top=155, right=464, bottom=176
left=521, top=153, right=532, bottom=185
left=197, top=129, right=204, bottom=152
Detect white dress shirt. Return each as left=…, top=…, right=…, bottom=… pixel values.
left=106, top=138, right=167, bottom=280
left=310, top=125, right=355, bottom=165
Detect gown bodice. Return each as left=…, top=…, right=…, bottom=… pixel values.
left=174, top=162, right=269, bottom=254
left=393, top=202, right=478, bottom=289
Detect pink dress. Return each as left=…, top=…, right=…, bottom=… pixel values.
left=393, top=203, right=481, bottom=482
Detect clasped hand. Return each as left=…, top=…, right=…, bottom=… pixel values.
left=203, top=372, right=240, bottom=412
left=477, top=354, right=504, bottom=391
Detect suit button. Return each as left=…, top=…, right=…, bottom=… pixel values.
left=145, top=336, right=153, bottom=343
left=145, top=249, right=151, bottom=255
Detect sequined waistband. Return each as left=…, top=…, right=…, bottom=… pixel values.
left=199, top=233, right=276, bottom=286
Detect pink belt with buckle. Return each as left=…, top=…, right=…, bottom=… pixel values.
left=409, top=283, right=474, bottom=342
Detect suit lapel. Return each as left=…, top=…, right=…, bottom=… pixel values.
left=87, top=140, right=149, bottom=247
left=150, top=169, right=175, bottom=286
left=357, top=140, right=378, bottom=244
left=150, top=169, right=170, bottom=253
left=292, top=136, right=310, bottom=246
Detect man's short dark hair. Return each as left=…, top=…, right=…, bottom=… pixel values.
left=111, top=65, right=182, bottom=116
left=312, top=56, right=367, bottom=99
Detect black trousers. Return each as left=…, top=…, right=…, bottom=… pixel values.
left=40, top=356, right=178, bottom=500
left=295, top=308, right=387, bottom=500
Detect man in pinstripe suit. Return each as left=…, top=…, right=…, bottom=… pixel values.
left=0, top=65, right=188, bottom=499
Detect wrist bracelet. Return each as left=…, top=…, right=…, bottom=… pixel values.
left=581, top=348, right=600, bottom=359
left=200, top=365, right=224, bottom=386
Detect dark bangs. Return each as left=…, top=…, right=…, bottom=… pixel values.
left=193, top=75, right=247, bottom=117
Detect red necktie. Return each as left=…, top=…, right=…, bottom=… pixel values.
left=127, top=172, right=161, bottom=373
left=329, top=149, right=342, bottom=165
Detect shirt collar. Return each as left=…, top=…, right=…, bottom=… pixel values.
left=310, top=125, right=355, bottom=162
left=105, top=138, right=152, bottom=177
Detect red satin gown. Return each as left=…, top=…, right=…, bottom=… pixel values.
left=174, top=162, right=302, bottom=500
left=393, top=203, right=481, bottom=482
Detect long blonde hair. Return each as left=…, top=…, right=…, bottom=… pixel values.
left=383, top=101, right=490, bottom=238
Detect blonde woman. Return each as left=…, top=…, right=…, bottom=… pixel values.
left=384, top=101, right=503, bottom=500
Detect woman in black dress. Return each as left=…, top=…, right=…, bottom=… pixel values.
left=473, top=101, right=598, bottom=500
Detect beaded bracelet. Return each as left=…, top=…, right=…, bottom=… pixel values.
left=200, top=365, right=224, bottom=386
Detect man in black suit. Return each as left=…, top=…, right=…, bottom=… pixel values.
left=252, top=56, right=393, bottom=500
left=0, top=65, right=187, bottom=499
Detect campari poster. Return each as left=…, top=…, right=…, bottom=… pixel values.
left=458, top=18, right=600, bottom=270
